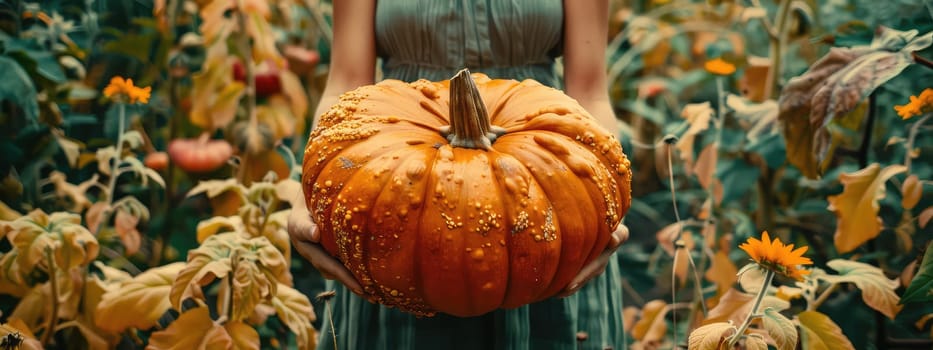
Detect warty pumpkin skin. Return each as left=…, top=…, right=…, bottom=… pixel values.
left=302, top=71, right=632, bottom=317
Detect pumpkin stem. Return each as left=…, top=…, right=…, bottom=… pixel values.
left=442, top=68, right=505, bottom=150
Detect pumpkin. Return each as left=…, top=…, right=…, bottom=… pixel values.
left=168, top=133, right=233, bottom=173
left=301, top=70, right=632, bottom=317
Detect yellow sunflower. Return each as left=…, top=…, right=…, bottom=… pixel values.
left=704, top=58, right=736, bottom=76
left=739, top=231, right=812, bottom=281
left=103, top=76, right=151, bottom=104
left=894, top=88, right=933, bottom=120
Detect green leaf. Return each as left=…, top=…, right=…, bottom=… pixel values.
left=687, top=322, right=733, bottom=350
left=823, top=259, right=902, bottom=319
left=797, top=310, right=856, bottom=350
left=716, top=159, right=760, bottom=202
left=761, top=307, right=797, bottom=350
left=901, top=244, right=933, bottom=304
left=0, top=56, right=39, bottom=122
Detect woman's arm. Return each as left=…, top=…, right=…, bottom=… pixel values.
left=562, top=0, right=618, bottom=133
left=558, top=0, right=629, bottom=297
left=311, top=0, right=378, bottom=126
left=290, top=0, right=378, bottom=297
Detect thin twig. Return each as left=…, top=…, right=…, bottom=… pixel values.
left=41, top=248, right=59, bottom=346
left=912, top=52, right=933, bottom=70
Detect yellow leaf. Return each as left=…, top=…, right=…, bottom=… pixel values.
left=225, top=321, right=260, bottom=350
left=744, top=334, right=769, bottom=350
left=1, top=318, right=43, bottom=350
left=256, top=96, right=296, bottom=140
left=96, top=262, right=186, bottom=333
left=705, top=251, right=738, bottom=295
left=762, top=308, right=797, bottom=350
left=271, top=284, right=317, bottom=350
left=901, top=174, right=922, bottom=210
left=0, top=200, right=21, bottom=221
left=279, top=70, right=309, bottom=125
left=196, top=216, right=243, bottom=244
left=4, top=210, right=99, bottom=275
left=687, top=322, right=733, bottom=350
left=822, top=259, right=902, bottom=319
left=827, top=164, right=907, bottom=253
left=797, top=310, right=856, bottom=350
left=146, top=307, right=232, bottom=350
left=631, top=300, right=668, bottom=342
left=246, top=12, right=282, bottom=66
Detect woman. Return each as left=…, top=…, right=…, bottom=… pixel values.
left=288, top=1, right=629, bottom=349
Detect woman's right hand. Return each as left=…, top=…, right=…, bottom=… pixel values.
left=288, top=203, right=365, bottom=297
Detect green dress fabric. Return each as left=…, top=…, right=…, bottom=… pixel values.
left=315, top=1, right=624, bottom=349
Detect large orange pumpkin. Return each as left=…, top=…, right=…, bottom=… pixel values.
left=302, top=70, right=632, bottom=317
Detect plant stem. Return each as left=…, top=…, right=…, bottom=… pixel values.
left=41, top=248, right=60, bottom=346
left=857, top=92, right=877, bottom=169
left=913, top=52, right=933, bottom=70
left=727, top=269, right=774, bottom=348
left=764, top=0, right=792, bottom=99
left=235, top=1, right=258, bottom=184
left=809, top=283, right=839, bottom=311
left=904, top=113, right=932, bottom=171
left=442, top=69, right=504, bottom=150
left=106, top=103, right=127, bottom=205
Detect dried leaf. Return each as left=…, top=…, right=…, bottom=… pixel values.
left=901, top=174, right=922, bottom=210
left=196, top=216, right=243, bottom=243
left=673, top=233, right=696, bottom=286
left=920, top=206, right=933, bottom=229
left=56, top=134, right=84, bottom=168
left=797, top=310, right=856, bottom=350
left=97, top=262, right=185, bottom=332
left=822, top=259, right=902, bottom=319
left=676, top=102, right=714, bottom=176
left=246, top=12, right=282, bottom=65
left=687, top=322, right=733, bottom=350
left=744, top=334, right=769, bottom=350
left=278, top=70, right=308, bottom=124
left=827, top=164, right=906, bottom=253
left=706, top=288, right=789, bottom=325
left=694, top=143, right=718, bottom=190
left=705, top=251, right=738, bottom=295
left=4, top=210, right=99, bottom=275
left=762, top=308, right=797, bottom=350
left=224, top=321, right=260, bottom=350
left=631, top=300, right=668, bottom=342
left=146, top=307, right=232, bottom=350
left=271, top=284, right=317, bottom=350
left=655, top=222, right=682, bottom=256
left=114, top=209, right=141, bottom=256
left=85, top=202, right=111, bottom=234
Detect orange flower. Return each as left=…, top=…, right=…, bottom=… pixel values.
left=103, top=76, right=151, bottom=104
left=704, top=58, right=736, bottom=76
left=739, top=231, right=812, bottom=281
left=894, top=88, right=933, bottom=120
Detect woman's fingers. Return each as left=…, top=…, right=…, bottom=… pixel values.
left=557, top=224, right=630, bottom=298
left=291, top=237, right=365, bottom=296
left=287, top=205, right=320, bottom=243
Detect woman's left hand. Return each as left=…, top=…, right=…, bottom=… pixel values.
left=557, top=223, right=629, bottom=298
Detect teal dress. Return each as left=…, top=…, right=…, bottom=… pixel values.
left=316, top=1, right=624, bottom=349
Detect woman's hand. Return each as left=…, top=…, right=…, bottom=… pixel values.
left=288, top=203, right=365, bottom=296
left=557, top=223, right=629, bottom=298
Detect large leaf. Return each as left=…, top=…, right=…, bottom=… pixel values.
left=827, top=164, right=906, bottom=253
left=146, top=307, right=232, bottom=350
left=224, top=321, right=260, bottom=350
left=797, top=310, right=856, bottom=350
left=822, top=259, right=902, bottom=319
left=687, top=322, right=733, bottom=350
left=0, top=55, right=40, bottom=122
left=706, top=288, right=790, bottom=325
left=631, top=299, right=668, bottom=342
left=705, top=251, right=738, bottom=295
left=901, top=244, right=933, bottom=304
left=761, top=308, right=797, bottom=350
left=96, top=262, right=186, bottom=332
left=271, top=284, right=317, bottom=350
left=1, top=210, right=99, bottom=278
left=777, top=28, right=932, bottom=178
left=170, top=233, right=291, bottom=321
